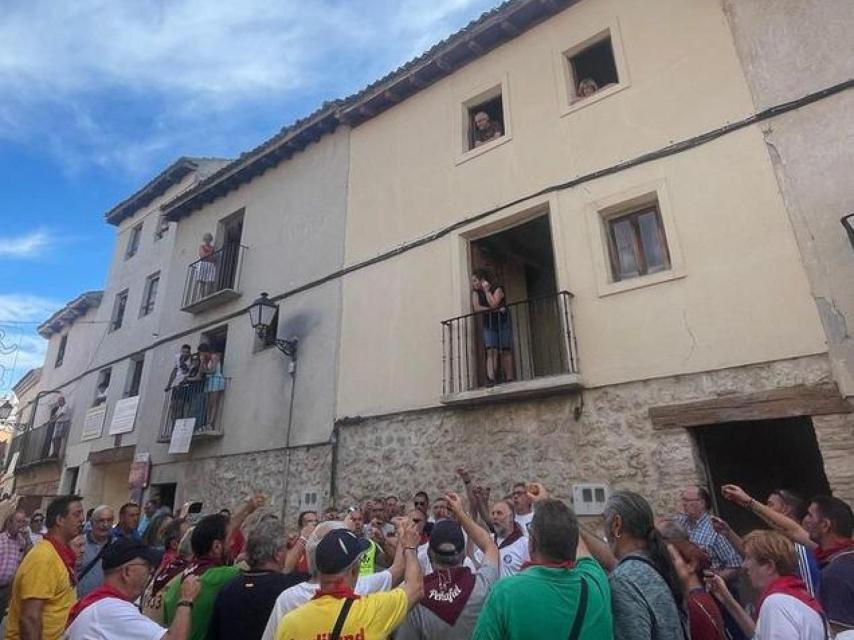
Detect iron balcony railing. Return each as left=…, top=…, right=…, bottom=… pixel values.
left=159, top=379, right=230, bottom=442
left=181, top=243, right=245, bottom=311
left=17, top=419, right=68, bottom=468
left=441, top=290, right=578, bottom=395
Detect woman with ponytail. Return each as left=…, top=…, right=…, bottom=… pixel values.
left=600, top=490, right=689, bottom=639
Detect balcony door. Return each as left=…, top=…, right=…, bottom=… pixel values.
left=215, top=211, right=244, bottom=291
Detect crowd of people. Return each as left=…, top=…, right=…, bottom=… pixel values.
left=0, top=471, right=851, bottom=639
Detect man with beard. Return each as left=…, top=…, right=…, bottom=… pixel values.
left=395, top=492, right=499, bottom=640
left=481, top=500, right=529, bottom=578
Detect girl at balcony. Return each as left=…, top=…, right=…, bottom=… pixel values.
left=471, top=268, right=514, bottom=386
left=196, top=232, right=217, bottom=298
left=199, top=343, right=225, bottom=431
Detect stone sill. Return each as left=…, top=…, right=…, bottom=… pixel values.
left=441, top=373, right=583, bottom=406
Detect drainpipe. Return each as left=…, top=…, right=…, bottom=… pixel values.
left=329, top=422, right=340, bottom=508
left=280, top=360, right=298, bottom=520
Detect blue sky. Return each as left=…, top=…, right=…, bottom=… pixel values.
left=0, top=0, right=498, bottom=392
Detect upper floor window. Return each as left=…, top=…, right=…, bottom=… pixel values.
left=466, top=92, right=505, bottom=151
left=94, top=368, right=111, bottom=406
left=111, top=290, right=129, bottom=331
left=567, top=33, right=619, bottom=104
left=125, top=355, right=144, bottom=398
left=606, top=203, right=671, bottom=282
left=54, top=334, right=68, bottom=368
left=154, top=215, right=170, bottom=241
left=125, top=223, right=143, bottom=259
left=140, top=272, right=159, bottom=317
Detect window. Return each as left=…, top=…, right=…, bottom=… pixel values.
left=466, top=93, right=505, bottom=151
left=567, top=33, right=619, bottom=103
left=140, top=273, right=159, bottom=316
left=94, top=368, right=111, bottom=406
left=606, top=204, right=671, bottom=282
left=154, top=215, right=170, bottom=240
left=111, top=290, right=129, bottom=331
left=125, top=223, right=143, bottom=258
left=54, top=334, right=68, bottom=368
left=125, top=355, right=144, bottom=397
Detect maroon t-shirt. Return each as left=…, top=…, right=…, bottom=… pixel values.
left=687, top=589, right=727, bottom=640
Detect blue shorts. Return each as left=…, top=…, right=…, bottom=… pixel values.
left=484, top=325, right=512, bottom=350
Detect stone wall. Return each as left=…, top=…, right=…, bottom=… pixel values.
left=334, top=354, right=847, bottom=515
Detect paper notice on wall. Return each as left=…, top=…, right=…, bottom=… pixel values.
left=108, top=396, right=139, bottom=435
left=81, top=405, right=107, bottom=441
left=168, top=418, right=195, bottom=454
left=128, top=452, right=150, bottom=489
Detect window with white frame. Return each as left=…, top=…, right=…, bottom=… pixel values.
left=140, top=272, right=159, bottom=317
left=111, top=290, right=129, bottom=331
left=125, top=223, right=143, bottom=259
left=566, top=32, right=619, bottom=104
left=463, top=85, right=506, bottom=152
left=605, top=201, right=671, bottom=282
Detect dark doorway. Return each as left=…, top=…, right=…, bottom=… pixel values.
left=201, top=325, right=228, bottom=363
left=695, top=417, right=831, bottom=535
left=151, top=483, right=177, bottom=512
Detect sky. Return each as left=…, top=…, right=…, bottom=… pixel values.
left=0, top=0, right=499, bottom=393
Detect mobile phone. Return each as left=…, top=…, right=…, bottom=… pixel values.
left=188, top=501, right=203, bottom=514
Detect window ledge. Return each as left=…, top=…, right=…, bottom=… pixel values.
left=597, top=268, right=685, bottom=298
left=454, top=134, right=513, bottom=166
left=441, top=373, right=583, bottom=406
left=560, top=82, right=628, bottom=118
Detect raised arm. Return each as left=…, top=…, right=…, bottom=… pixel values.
left=446, top=492, right=499, bottom=567
left=579, top=526, right=617, bottom=571
left=705, top=572, right=755, bottom=637
left=283, top=523, right=314, bottom=573
left=163, top=576, right=200, bottom=640
left=387, top=517, right=408, bottom=586
left=721, top=485, right=814, bottom=549
left=227, top=494, right=266, bottom=550
left=399, top=522, right=424, bottom=607
left=710, top=515, right=745, bottom=557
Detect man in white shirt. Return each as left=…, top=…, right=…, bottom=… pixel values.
left=65, top=538, right=200, bottom=640
left=260, top=520, right=405, bottom=640
left=476, top=500, right=529, bottom=577
left=511, top=482, right=534, bottom=533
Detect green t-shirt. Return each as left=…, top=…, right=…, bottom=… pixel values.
left=472, top=557, right=613, bottom=640
left=163, top=565, right=240, bottom=640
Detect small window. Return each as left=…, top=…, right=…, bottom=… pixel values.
left=154, top=215, right=170, bottom=241
left=125, top=223, right=143, bottom=258
left=567, top=34, right=619, bottom=103
left=125, top=355, right=144, bottom=397
left=606, top=204, right=671, bottom=282
left=111, top=290, right=129, bottom=331
left=94, top=368, right=111, bottom=406
left=140, top=273, right=159, bottom=317
left=55, top=334, right=68, bottom=368
left=466, top=94, right=505, bottom=151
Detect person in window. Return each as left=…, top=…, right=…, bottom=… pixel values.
left=472, top=111, right=503, bottom=147
left=196, top=233, right=217, bottom=298
left=199, top=343, right=225, bottom=431
left=94, top=382, right=108, bottom=406
left=471, top=268, right=514, bottom=386
left=578, top=77, right=599, bottom=99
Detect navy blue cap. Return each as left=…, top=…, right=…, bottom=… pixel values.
left=315, top=529, right=372, bottom=574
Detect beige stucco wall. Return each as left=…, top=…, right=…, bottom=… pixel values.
left=338, top=0, right=826, bottom=418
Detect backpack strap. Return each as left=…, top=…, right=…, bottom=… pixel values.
left=78, top=542, right=107, bottom=582
left=567, top=578, right=589, bottom=640
left=330, top=598, right=355, bottom=640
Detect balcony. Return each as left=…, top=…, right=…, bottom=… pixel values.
left=159, top=379, right=229, bottom=443
left=181, top=243, right=245, bottom=314
left=441, top=291, right=581, bottom=404
left=16, top=419, right=69, bottom=469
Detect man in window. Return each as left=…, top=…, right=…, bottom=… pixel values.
left=472, top=111, right=503, bottom=147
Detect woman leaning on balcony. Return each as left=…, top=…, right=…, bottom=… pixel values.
left=471, top=268, right=514, bottom=386
left=199, top=343, right=225, bottom=431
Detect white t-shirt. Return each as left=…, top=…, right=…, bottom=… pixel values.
left=754, top=593, right=825, bottom=640
left=474, top=535, right=529, bottom=578
left=65, top=597, right=166, bottom=640
left=260, top=570, right=393, bottom=640
left=515, top=511, right=534, bottom=534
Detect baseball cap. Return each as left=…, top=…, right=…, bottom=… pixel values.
left=101, top=538, right=159, bottom=572
left=428, top=519, right=465, bottom=558
left=315, top=529, right=372, bottom=574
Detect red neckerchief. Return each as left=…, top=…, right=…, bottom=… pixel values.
left=45, top=535, right=78, bottom=586
left=311, top=580, right=361, bottom=600
left=421, top=566, right=476, bottom=626
left=66, top=584, right=128, bottom=627
left=520, top=559, right=575, bottom=571
left=151, top=556, right=187, bottom=596
left=755, top=575, right=824, bottom=618
left=496, top=523, right=525, bottom=549
left=815, top=538, right=854, bottom=566
left=182, top=556, right=220, bottom=579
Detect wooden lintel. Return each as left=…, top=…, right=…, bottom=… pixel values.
left=87, top=444, right=135, bottom=466
left=467, top=39, right=484, bottom=54
left=500, top=20, right=519, bottom=36
left=649, top=383, right=852, bottom=430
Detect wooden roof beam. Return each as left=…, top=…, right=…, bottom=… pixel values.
left=500, top=20, right=519, bottom=36
left=467, top=38, right=484, bottom=55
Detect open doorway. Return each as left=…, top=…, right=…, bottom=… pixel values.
left=695, top=417, right=831, bottom=534
left=216, top=211, right=244, bottom=291
left=466, top=214, right=567, bottom=387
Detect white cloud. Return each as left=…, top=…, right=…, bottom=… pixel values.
left=0, top=0, right=496, bottom=177
left=0, top=294, right=58, bottom=391
left=0, top=229, right=59, bottom=259
left=0, top=294, right=61, bottom=323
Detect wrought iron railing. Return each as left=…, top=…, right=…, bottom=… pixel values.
left=159, top=379, right=230, bottom=442
left=16, top=419, right=68, bottom=468
left=181, top=243, right=245, bottom=310
left=441, top=291, right=578, bottom=395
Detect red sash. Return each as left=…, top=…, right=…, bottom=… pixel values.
left=45, top=535, right=78, bottom=586
left=66, top=584, right=128, bottom=628
left=311, top=580, right=361, bottom=601
left=496, top=523, right=525, bottom=550
left=815, top=538, right=854, bottom=567
left=755, top=575, right=824, bottom=618
left=421, top=566, right=476, bottom=626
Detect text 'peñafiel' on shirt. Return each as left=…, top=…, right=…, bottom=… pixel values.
left=275, top=588, right=408, bottom=640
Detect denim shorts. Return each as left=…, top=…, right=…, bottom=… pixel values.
left=484, top=325, right=512, bottom=350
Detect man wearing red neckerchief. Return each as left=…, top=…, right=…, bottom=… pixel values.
left=6, top=495, right=84, bottom=640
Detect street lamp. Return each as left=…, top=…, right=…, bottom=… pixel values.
left=0, top=400, right=12, bottom=421
left=842, top=213, right=854, bottom=252
left=248, top=292, right=298, bottom=358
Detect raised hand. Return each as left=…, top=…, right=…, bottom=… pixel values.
left=710, top=515, right=733, bottom=536
left=180, top=574, right=201, bottom=601
left=444, top=492, right=464, bottom=515
left=721, top=485, right=752, bottom=508
left=456, top=468, right=472, bottom=485
left=526, top=482, right=548, bottom=503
